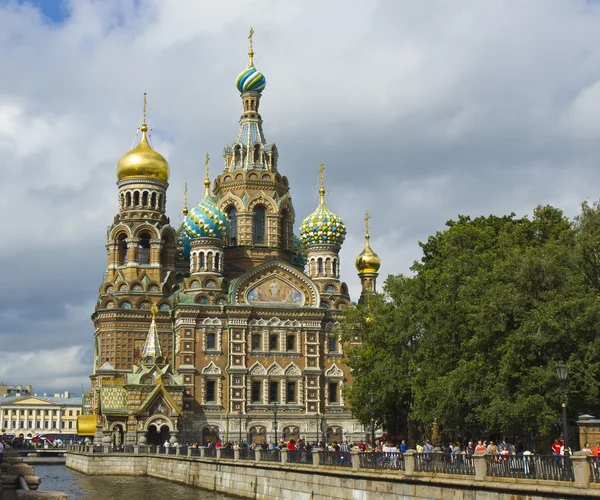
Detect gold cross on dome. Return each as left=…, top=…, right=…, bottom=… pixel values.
left=364, top=211, right=371, bottom=236
left=319, top=162, right=325, bottom=190
left=142, top=92, right=147, bottom=124
left=249, top=27, right=254, bottom=50
left=248, top=27, right=255, bottom=66
left=205, top=152, right=210, bottom=178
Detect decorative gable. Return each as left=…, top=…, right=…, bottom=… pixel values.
left=325, top=363, right=344, bottom=379
left=284, top=363, right=302, bottom=376
left=231, top=259, right=320, bottom=307
left=267, top=362, right=284, bottom=376
left=249, top=361, right=267, bottom=375
left=202, top=361, right=222, bottom=375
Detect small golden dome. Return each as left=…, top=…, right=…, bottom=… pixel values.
left=116, top=124, right=170, bottom=182
left=356, top=234, right=381, bottom=274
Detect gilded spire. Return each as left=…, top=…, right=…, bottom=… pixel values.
left=319, top=162, right=326, bottom=205
left=182, top=182, right=188, bottom=216
left=142, top=304, right=162, bottom=359
left=248, top=26, right=255, bottom=66
left=204, top=152, right=211, bottom=197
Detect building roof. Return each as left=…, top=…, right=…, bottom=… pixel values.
left=0, top=395, right=82, bottom=406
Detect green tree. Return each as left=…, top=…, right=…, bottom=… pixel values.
left=341, top=204, right=600, bottom=440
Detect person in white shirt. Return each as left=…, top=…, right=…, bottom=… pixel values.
left=163, top=440, right=170, bottom=448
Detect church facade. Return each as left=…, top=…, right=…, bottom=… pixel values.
left=87, top=33, right=381, bottom=447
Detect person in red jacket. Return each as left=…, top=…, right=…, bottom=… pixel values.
left=287, top=439, right=296, bottom=451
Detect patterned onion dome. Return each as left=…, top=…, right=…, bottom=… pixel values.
left=236, top=65, right=266, bottom=93
left=183, top=195, right=229, bottom=240
left=176, top=222, right=191, bottom=260
left=299, top=203, right=347, bottom=247
left=117, top=124, right=170, bottom=182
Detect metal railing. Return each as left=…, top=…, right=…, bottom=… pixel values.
left=486, top=454, right=573, bottom=482
left=260, top=449, right=281, bottom=462
left=416, top=452, right=475, bottom=475
left=221, top=448, right=235, bottom=459
left=189, top=447, right=201, bottom=457
left=359, top=452, right=405, bottom=471
left=287, top=450, right=312, bottom=464
left=239, top=448, right=255, bottom=460
left=205, top=447, right=217, bottom=458
left=320, top=451, right=352, bottom=467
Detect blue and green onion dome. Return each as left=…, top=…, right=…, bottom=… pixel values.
left=299, top=204, right=347, bottom=247
left=183, top=196, right=229, bottom=240
left=176, top=223, right=192, bottom=259
left=236, top=65, right=266, bottom=93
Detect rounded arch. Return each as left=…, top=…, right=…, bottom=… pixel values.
left=109, top=224, right=132, bottom=242
left=246, top=192, right=278, bottom=213
left=145, top=415, right=175, bottom=432
left=160, top=226, right=176, bottom=269
left=133, top=224, right=160, bottom=239
left=218, top=192, right=244, bottom=213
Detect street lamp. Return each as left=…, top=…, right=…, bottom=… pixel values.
left=272, top=403, right=278, bottom=444
left=238, top=411, right=243, bottom=444
left=369, top=391, right=376, bottom=448
left=556, top=361, right=569, bottom=454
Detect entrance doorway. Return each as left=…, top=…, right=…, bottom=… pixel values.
left=147, top=424, right=170, bottom=445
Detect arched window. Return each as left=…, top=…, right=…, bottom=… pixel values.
left=117, top=234, right=128, bottom=265
left=126, top=192, right=132, bottom=207
left=234, top=145, right=241, bottom=165
left=317, top=258, right=324, bottom=275
left=138, top=232, right=151, bottom=264
left=151, top=192, right=157, bottom=210
left=133, top=191, right=140, bottom=206
left=332, top=259, right=337, bottom=276
left=215, top=253, right=220, bottom=272
left=199, top=252, right=205, bottom=269
left=228, top=208, right=238, bottom=246
left=252, top=334, right=261, bottom=350
left=142, top=191, right=148, bottom=207
left=254, top=206, right=266, bottom=245
left=253, top=144, right=261, bottom=164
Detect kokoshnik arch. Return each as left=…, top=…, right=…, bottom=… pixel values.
left=81, top=30, right=382, bottom=446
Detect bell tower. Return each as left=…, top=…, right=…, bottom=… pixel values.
left=92, top=93, right=177, bottom=374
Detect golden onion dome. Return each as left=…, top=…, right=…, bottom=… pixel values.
left=116, top=123, right=170, bottom=182
left=356, top=211, right=381, bottom=274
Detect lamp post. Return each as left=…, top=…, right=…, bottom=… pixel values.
left=272, top=403, right=278, bottom=444
left=238, top=411, right=243, bottom=444
left=369, top=391, right=376, bottom=448
left=315, top=412, right=321, bottom=445
left=556, top=361, right=569, bottom=454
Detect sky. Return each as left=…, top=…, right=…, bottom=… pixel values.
left=1, top=0, right=600, bottom=394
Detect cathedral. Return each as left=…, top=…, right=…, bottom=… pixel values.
left=87, top=32, right=381, bottom=447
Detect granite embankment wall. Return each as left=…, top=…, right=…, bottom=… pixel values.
left=66, top=451, right=600, bottom=500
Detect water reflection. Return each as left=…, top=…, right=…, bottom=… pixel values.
left=36, top=465, right=235, bottom=500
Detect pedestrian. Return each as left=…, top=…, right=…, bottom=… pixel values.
left=400, top=440, right=407, bottom=453
left=0, top=439, right=4, bottom=466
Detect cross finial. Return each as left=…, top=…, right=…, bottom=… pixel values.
left=182, top=182, right=188, bottom=216
left=204, top=152, right=211, bottom=197
left=364, top=211, right=371, bottom=238
left=318, top=162, right=326, bottom=204
left=248, top=27, right=255, bottom=66
left=142, top=92, right=147, bottom=125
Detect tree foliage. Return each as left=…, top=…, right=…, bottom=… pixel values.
left=340, top=202, right=600, bottom=439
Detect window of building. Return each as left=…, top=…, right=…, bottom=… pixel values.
left=252, top=334, right=261, bottom=350
left=199, top=252, right=206, bottom=269
left=318, top=258, right=324, bottom=275
left=206, top=333, right=216, bottom=350
left=269, top=334, right=278, bottom=351
left=117, top=234, right=128, bottom=265
left=68, top=421, right=73, bottom=429
left=329, top=382, right=338, bottom=404
left=328, top=336, right=337, bottom=353
left=206, top=381, right=216, bottom=402
left=138, top=232, right=151, bottom=264
left=254, top=206, right=266, bottom=245
left=281, top=209, right=291, bottom=250
left=252, top=381, right=262, bottom=403
left=286, top=381, right=296, bottom=403
left=286, top=335, right=295, bottom=352
left=228, top=208, right=238, bottom=246
left=269, top=381, right=279, bottom=403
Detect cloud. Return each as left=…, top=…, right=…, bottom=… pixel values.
left=2, top=0, right=600, bottom=392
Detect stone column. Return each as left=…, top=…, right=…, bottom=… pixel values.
left=57, top=408, right=62, bottom=432
left=187, top=447, right=193, bottom=457
left=404, top=450, right=416, bottom=475
left=7, top=408, right=13, bottom=430
left=200, top=447, right=206, bottom=458
left=15, top=409, right=21, bottom=432
left=572, top=451, right=592, bottom=487
left=127, top=238, right=139, bottom=267
left=234, top=445, right=240, bottom=461
left=216, top=447, right=222, bottom=459
left=40, top=409, right=46, bottom=431
left=312, top=448, right=321, bottom=467
left=175, top=445, right=181, bottom=456
left=351, top=450, right=360, bottom=471
left=255, top=449, right=262, bottom=463
left=473, top=451, right=488, bottom=481
left=281, top=448, right=288, bottom=464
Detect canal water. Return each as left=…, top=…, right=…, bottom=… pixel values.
left=36, top=465, right=236, bottom=500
